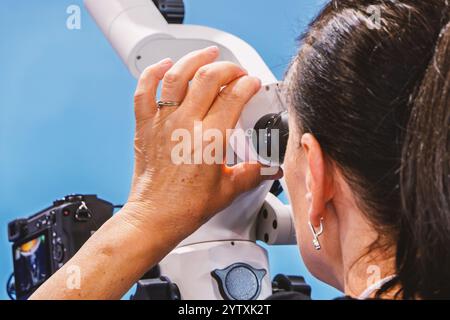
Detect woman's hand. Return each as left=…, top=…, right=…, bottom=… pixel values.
left=122, top=46, right=282, bottom=246
left=30, top=47, right=281, bottom=300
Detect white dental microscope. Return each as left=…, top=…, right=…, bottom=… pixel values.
left=85, top=0, right=306, bottom=300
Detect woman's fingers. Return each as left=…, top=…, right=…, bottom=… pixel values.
left=134, top=58, right=173, bottom=121
left=160, top=46, right=220, bottom=105
left=181, top=61, right=247, bottom=119
left=205, top=75, right=261, bottom=132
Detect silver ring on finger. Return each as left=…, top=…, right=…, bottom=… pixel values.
left=157, top=100, right=181, bottom=109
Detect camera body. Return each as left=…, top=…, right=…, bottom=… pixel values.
left=8, top=194, right=113, bottom=299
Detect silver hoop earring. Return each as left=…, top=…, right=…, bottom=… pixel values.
left=308, top=220, right=324, bottom=250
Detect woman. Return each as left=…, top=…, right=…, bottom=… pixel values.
left=32, top=0, right=449, bottom=299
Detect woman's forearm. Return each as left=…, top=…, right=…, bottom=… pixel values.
left=30, top=206, right=182, bottom=300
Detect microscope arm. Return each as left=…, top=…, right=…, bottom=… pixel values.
left=84, top=0, right=277, bottom=84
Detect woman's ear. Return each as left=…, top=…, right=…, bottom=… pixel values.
left=301, top=133, right=334, bottom=227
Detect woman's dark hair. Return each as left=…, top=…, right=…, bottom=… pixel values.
left=287, top=0, right=449, bottom=299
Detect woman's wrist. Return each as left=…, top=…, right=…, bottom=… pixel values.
left=117, top=201, right=196, bottom=253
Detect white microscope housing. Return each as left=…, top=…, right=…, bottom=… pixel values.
left=85, top=0, right=296, bottom=300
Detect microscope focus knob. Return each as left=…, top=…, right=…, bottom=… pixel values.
left=152, top=0, right=185, bottom=24
left=211, top=263, right=266, bottom=300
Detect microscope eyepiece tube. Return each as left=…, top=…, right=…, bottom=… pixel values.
left=253, top=111, right=289, bottom=164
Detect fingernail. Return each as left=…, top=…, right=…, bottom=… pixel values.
left=263, top=167, right=284, bottom=180
left=254, top=77, right=262, bottom=90
left=205, top=45, right=219, bottom=54
left=159, top=58, right=173, bottom=65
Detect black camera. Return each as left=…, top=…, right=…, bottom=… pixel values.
left=7, top=194, right=114, bottom=299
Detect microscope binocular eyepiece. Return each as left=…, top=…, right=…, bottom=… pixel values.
left=253, top=111, right=289, bottom=164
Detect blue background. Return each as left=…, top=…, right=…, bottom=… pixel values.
left=0, top=0, right=341, bottom=299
